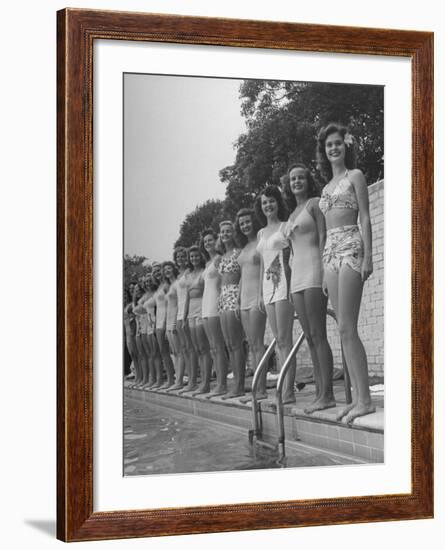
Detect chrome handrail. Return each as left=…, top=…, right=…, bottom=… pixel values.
left=250, top=338, right=276, bottom=442
left=276, top=330, right=305, bottom=457
left=275, top=307, right=352, bottom=457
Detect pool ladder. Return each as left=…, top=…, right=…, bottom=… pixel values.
left=248, top=309, right=352, bottom=458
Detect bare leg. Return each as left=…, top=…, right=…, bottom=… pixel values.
left=156, top=329, right=175, bottom=389
left=125, top=335, right=140, bottom=385
left=134, top=335, right=147, bottom=386
left=292, top=291, right=321, bottom=403
left=325, top=268, right=357, bottom=419
left=204, top=317, right=228, bottom=397
left=220, top=311, right=246, bottom=399
left=178, top=320, right=199, bottom=393
left=333, top=266, right=375, bottom=423
left=293, top=289, right=336, bottom=413
left=191, top=321, right=212, bottom=396
left=267, top=301, right=295, bottom=404
left=239, top=309, right=267, bottom=403
left=140, top=334, right=154, bottom=387
left=147, top=333, right=163, bottom=388
left=166, top=328, right=185, bottom=391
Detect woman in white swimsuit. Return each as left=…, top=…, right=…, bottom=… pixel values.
left=283, top=163, right=335, bottom=413
left=200, top=228, right=228, bottom=398
left=163, top=261, right=183, bottom=392
left=136, top=274, right=162, bottom=389
left=132, top=282, right=148, bottom=387
left=255, top=185, right=295, bottom=404
left=218, top=221, right=246, bottom=399
left=316, top=122, right=374, bottom=423
left=123, top=287, right=139, bottom=383
left=234, top=209, right=268, bottom=401
left=185, top=245, right=212, bottom=396
left=174, top=247, right=199, bottom=393
left=152, top=263, right=175, bottom=390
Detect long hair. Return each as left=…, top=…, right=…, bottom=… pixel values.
left=284, top=163, right=320, bottom=211
left=173, top=246, right=192, bottom=271
left=254, top=185, right=288, bottom=227
left=187, top=244, right=206, bottom=269
left=218, top=220, right=237, bottom=253
left=234, top=208, right=261, bottom=248
left=199, top=228, right=218, bottom=261
left=316, top=122, right=357, bottom=182
left=162, top=260, right=178, bottom=282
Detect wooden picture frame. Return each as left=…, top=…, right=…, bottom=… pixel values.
left=57, top=8, right=433, bottom=542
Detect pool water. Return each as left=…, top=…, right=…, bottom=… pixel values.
left=124, top=397, right=360, bottom=476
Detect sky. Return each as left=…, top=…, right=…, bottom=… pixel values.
left=124, top=73, right=246, bottom=261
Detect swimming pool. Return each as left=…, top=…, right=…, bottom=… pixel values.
left=124, top=396, right=362, bottom=476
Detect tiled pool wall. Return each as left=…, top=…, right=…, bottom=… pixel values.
left=127, top=388, right=383, bottom=464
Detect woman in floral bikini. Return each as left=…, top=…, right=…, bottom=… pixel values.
left=317, top=122, right=375, bottom=423
left=217, top=220, right=246, bottom=399
left=255, top=185, right=295, bottom=404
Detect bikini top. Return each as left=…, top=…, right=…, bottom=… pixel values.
left=319, top=170, right=359, bottom=215
left=218, top=249, right=241, bottom=275
left=256, top=223, right=289, bottom=254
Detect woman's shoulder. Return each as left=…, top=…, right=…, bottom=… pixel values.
left=347, top=168, right=365, bottom=183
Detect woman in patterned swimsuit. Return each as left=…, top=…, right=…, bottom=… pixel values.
left=255, top=185, right=295, bottom=404
left=283, top=164, right=335, bottom=413
left=217, top=221, right=246, bottom=399
left=234, top=209, right=268, bottom=402
left=316, top=122, right=375, bottom=424
left=200, top=228, right=228, bottom=398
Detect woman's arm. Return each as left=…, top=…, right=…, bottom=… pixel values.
left=310, top=198, right=329, bottom=296
left=310, top=197, right=327, bottom=258
left=183, top=274, right=190, bottom=320
left=351, top=169, right=373, bottom=281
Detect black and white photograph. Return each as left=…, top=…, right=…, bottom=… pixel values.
left=123, top=72, right=384, bottom=476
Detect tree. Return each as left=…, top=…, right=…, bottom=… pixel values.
left=220, top=80, right=384, bottom=210
left=174, top=199, right=225, bottom=249
left=123, top=254, right=150, bottom=289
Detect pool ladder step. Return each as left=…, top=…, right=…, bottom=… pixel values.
left=249, top=310, right=351, bottom=457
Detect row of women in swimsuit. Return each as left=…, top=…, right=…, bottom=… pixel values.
left=124, top=123, right=376, bottom=424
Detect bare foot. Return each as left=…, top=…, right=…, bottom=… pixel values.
left=239, top=391, right=268, bottom=404
left=304, top=398, right=337, bottom=414
left=206, top=387, right=228, bottom=399
left=336, top=403, right=356, bottom=421
left=343, top=403, right=376, bottom=425
left=178, top=384, right=198, bottom=394
left=282, top=392, right=296, bottom=405
left=166, top=382, right=184, bottom=392
left=191, top=386, right=211, bottom=397
left=221, top=391, right=245, bottom=400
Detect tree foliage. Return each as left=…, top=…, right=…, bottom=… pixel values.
left=175, top=80, right=383, bottom=246
left=123, top=254, right=150, bottom=289
left=174, top=199, right=225, bottom=249
left=221, top=80, right=384, bottom=208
